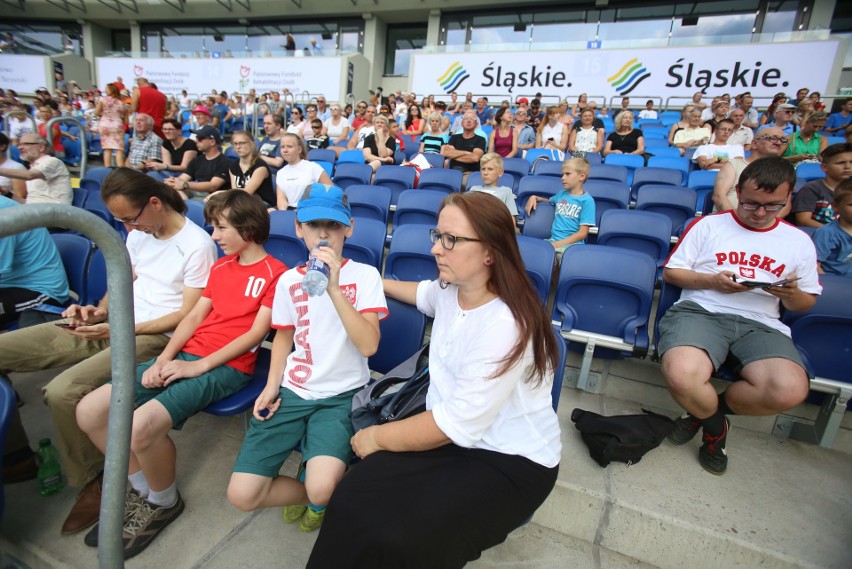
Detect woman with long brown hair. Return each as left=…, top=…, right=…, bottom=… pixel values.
left=308, top=191, right=561, bottom=568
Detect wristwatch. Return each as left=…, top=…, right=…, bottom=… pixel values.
left=182, top=181, right=189, bottom=191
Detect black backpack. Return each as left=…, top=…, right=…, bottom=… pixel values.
left=571, top=408, right=675, bottom=467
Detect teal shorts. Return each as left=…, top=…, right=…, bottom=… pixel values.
left=232, top=386, right=359, bottom=478
left=134, top=352, right=250, bottom=429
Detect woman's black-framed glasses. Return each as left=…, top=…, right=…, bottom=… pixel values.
left=115, top=199, right=149, bottom=225
left=430, top=229, right=482, bottom=250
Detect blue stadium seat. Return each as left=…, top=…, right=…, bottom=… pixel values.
left=501, top=157, right=531, bottom=186
left=588, top=164, right=628, bottom=184
left=596, top=209, right=672, bottom=272
left=782, top=274, right=852, bottom=447
left=346, top=185, right=391, bottom=224
left=417, top=168, right=463, bottom=194
left=583, top=179, right=630, bottom=227
left=634, top=185, right=697, bottom=237
left=466, top=171, right=516, bottom=192
left=86, top=247, right=108, bottom=307
left=224, top=146, right=239, bottom=159
left=422, top=153, right=446, bottom=169
left=516, top=175, right=564, bottom=220
left=521, top=201, right=555, bottom=240
left=0, top=379, right=15, bottom=519
left=308, top=148, right=337, bottom=164
left=583, top=152, right=603, bottom=165
left=525, top=149, right=562, bottom=164
left=314, top=160, right=334, bottom=177
left=81, top=167, right=114, bottom=187
left=338, top=149, right=366, bottom=164
left=552, top=244, right=657, bottom=390
left=332, top=163, right=373, bottom=190
left=393, top=189, right=446, bottom=229
left=61, top=138, right=82, bottom=165
left=82, top=190, right=117, bottom=228
left=203, top=346, right=271, bottom=425
left=643, top=138, right=671, bottom=149
left=384, top=224, right=437, bottom=282
left=343, top=217, right=387, bottom=272
left=603, top=153, right=643, bottom=186
left=368, top=297, right=428, bottom=375
left=642, top=126, right=670, bottom=139
left=647, top=156, right=691, bottom=185
left=532, top=160, right=564, bottom=177
left=374, top=165, right=417, bottom=207
left=268, top=209, right=309, bottom=268
left=687, top=170, right=718, bottom=191
left=51, top=234, right=93, bottom=305
left=399, top=135, right=421, bottom=159
left=796, top=162, right=826, bottom=182
left=550, top=326, right=567, bottom=411
left=516, top=234, right=556, bottom=302
left=631, top=167, right=684, bottom=202
left=72, top=187, right=88, bottom=209
left=184, top=199, right=206, bottom=228
left=647, top=146, right=682, bottom=158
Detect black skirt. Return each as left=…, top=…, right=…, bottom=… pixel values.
left=307, top=444, right=559, bottom=569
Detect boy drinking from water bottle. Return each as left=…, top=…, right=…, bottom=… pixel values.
left=226, top=183, right=388, bottom=532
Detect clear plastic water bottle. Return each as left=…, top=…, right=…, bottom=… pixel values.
left=36, top=437, right=64, bottom=496
left=302, top=240, right=330, bottom=297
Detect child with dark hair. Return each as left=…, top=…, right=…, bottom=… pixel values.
left=76, top=190, right=286, bottom=559
left=813, top=179, right=852, bottom=276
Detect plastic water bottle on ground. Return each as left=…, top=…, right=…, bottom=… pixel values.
left=302, top=240, right=330, bottom=297
left=36, top=437, right=64, bottom=496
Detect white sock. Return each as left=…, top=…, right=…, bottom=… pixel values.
left=128, top=470, right=150, bottom=497
left=147, top=482, right=178, bottom=509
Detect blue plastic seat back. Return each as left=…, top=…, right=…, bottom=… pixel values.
left=521, top=201, right=555, bottom=240
left=652, top=278, right=683, bottom=355
left=346, top=185, right=391, bottom=224
left=642, top=126, right=670, bottom=139
left=338, top=149, right=366, bottom=164
left=0, top=379, right=16, bottom=517
left=204, top=346, right=271, bottom=416
left=51, top=234, right=93, bottom=305
left=332, top=162, right=373, bottom=190
left=584, top=179, right=630, bottom=227
left=368, top=297, right=428, bottom=375
left=532, top=160, right=564, bottom=177
left=517, top=234, right=556, bottom=302
left=589, top=164, right=628, bottom=184
left=516, top=175, right=564, bottom=220
left=687, top=170, right=719, bottom=192
left=72, top=187, right=88, bottom=209
left=374, top=165, right=417, bottom=206
left=596, top=210, right=672, bottom=268
left=635, top=186, right=697, bottom=236
left=308, top=149, right=337, bottom=164
left=268, top=210, right=309, bottom=268
left=417, top=168, right=462, bottom=194
left=314, top=160, right=334, bottom=177
left=647, top=156, right=690, bottom=184
left=184, top=199, right=206, bottom=228
left=631, top=167, right=684, bottom=202
left=84, top=167, right=114, bottom=185
left=384, top=224, right=437, bottom=282
left=550, top=326, right=567, bottom=411
left=86, top=247, right=108, bottom=307
left=782, top=274, right=852, bottom=384
left=343, top=217, right=387, bottom=272
left=393, top=189, right=446, bottom=229
left=553, top=244, right=657, bottom=352
left=224, top=146, right=239, bottom=159
left=644, top=138, right=671, bottom=149
left=422, top=153, right=446, bottom=169
left=502, top=157, right=531, bottom=186
left=795, top=162, right=826, bottom=182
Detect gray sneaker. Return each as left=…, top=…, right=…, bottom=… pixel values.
left=84, top=487, right=147, bottom=547
left=121, top=493, right=185, bottom=559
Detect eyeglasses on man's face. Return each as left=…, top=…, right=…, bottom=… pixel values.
left=430, top=229, right=482, bottom=250
left=739, top=201, right=787, bottom=212
left=755, top=136, right=788, bottom=145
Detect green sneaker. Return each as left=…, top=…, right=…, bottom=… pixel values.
left=298, top=507, right=325, bottom=532
left=283, top=504, right=307, bottom=524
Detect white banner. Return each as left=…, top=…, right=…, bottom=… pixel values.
left=96, top=56, right=343, bottom=98
left=0, top=55, right=50, bottom=95
left=411, top=41, right=841, bottom=102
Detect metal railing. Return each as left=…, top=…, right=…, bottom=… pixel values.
left=45, top=116, right=88, bottom=178
left=0, top=204, right=136, bottom=569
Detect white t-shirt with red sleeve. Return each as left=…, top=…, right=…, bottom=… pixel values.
left=666, top=211, right=822, bottom=335
left=272, top=259, right=388, bottom=400
left=183, top=254, right=287, bottom=374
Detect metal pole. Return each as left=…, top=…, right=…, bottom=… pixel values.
left=0, top=204, right=135, bottom=569
left=45, top=116, right=88, bottom=178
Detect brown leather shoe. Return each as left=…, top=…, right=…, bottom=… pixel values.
left=3, top=453, right=38, bottom=483
left=61, top=471, right=103, bottom=535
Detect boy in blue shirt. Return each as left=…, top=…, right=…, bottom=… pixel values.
left=814, top=180, right=852, bottom=276
left=524, top=157, right=596, bottom=255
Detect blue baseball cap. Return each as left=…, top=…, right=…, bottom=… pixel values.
left=297, top=183, right=352, bottom=227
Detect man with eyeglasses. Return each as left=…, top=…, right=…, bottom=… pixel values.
left=659, top=156, right=821, bottom=476
left=712, top=126, right=789, bottom=213
left=165, top=125, right=231, bottom=200
left=350, top=101, right=369, bottom=130
left=0, top=167, right=216, bottom=537
left=0, top=133, right=71, bottom=205
left=758, top=103, right=799, bottom=136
